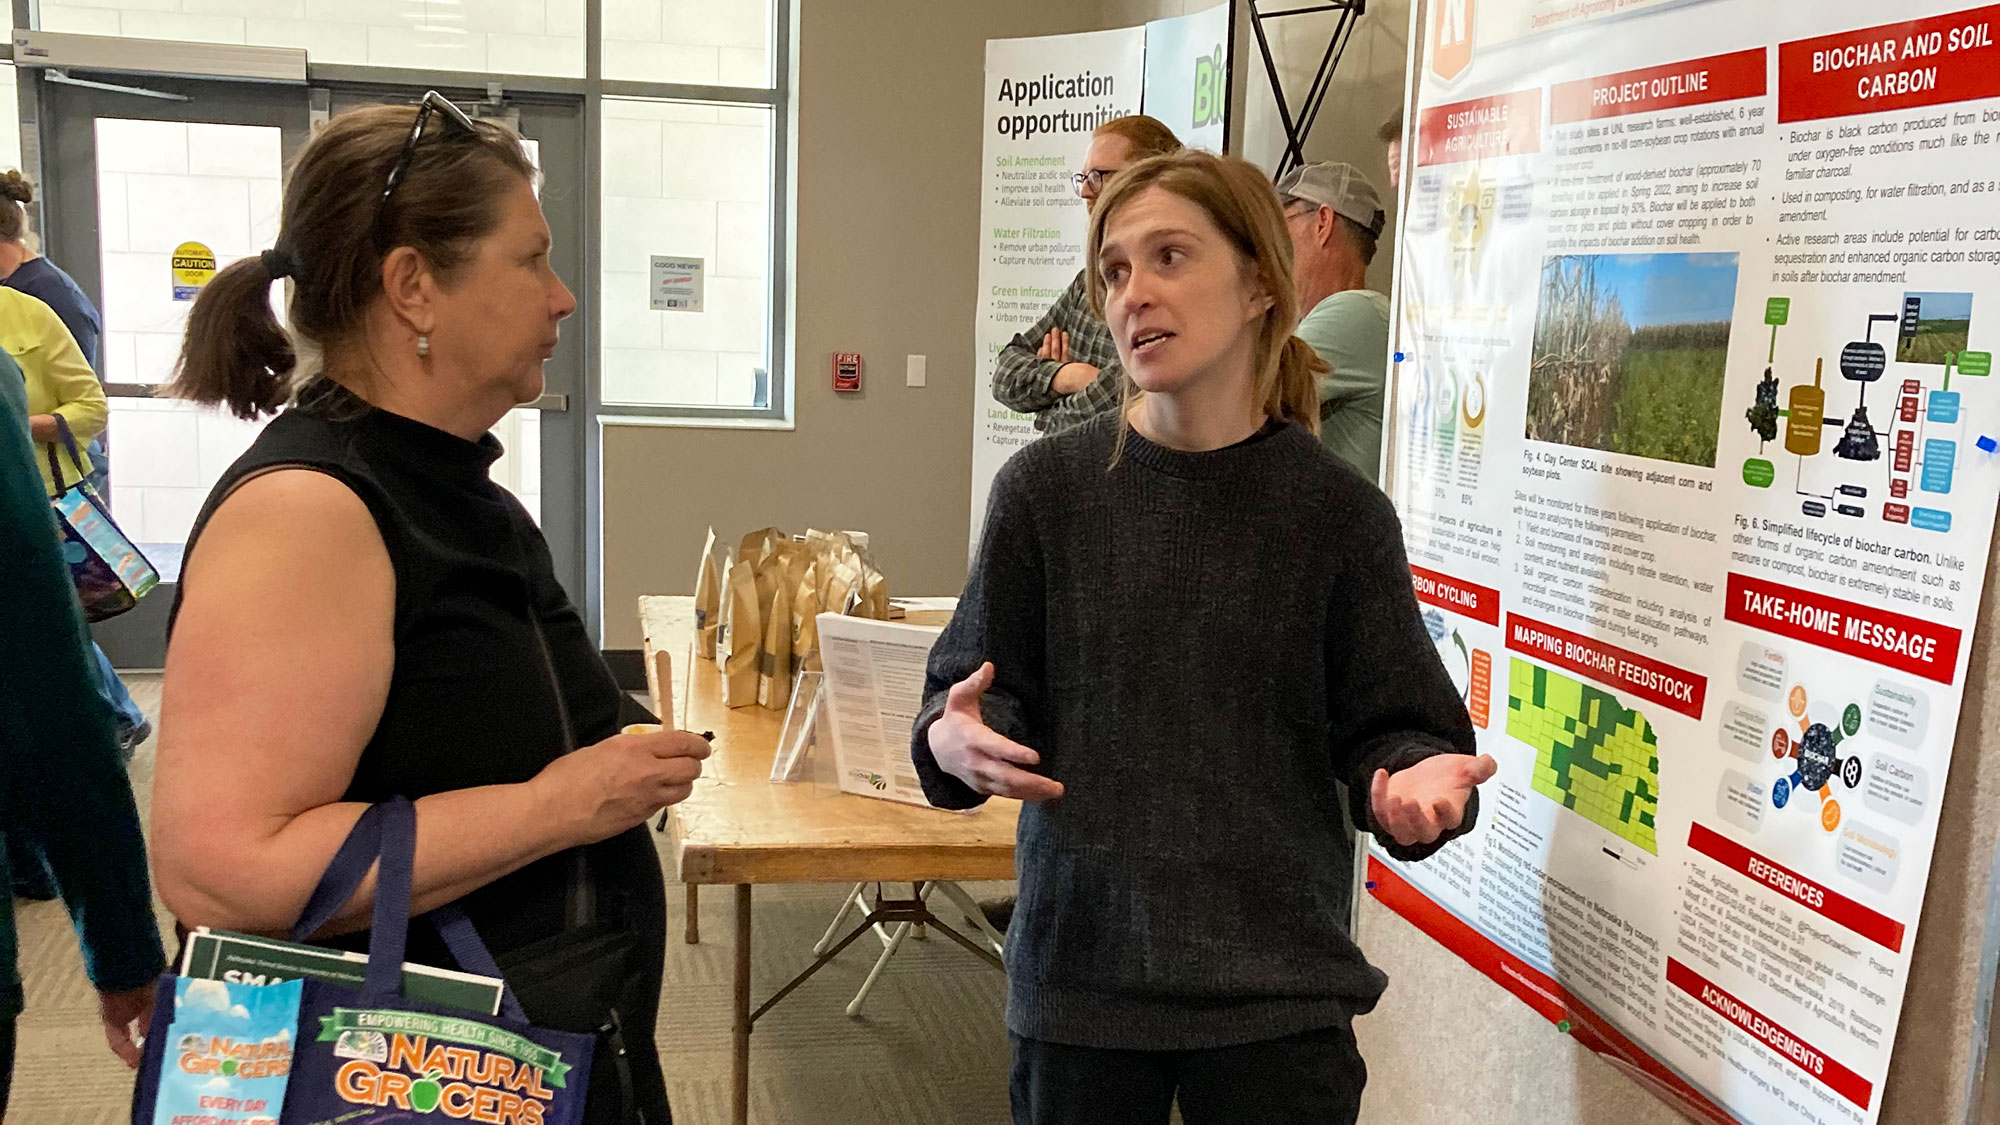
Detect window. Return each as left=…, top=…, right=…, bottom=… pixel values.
left=34, top=2, right=790, bottom=421
left=35, top=1, right=589, bottom=79
left=598, top=0, right=784, bottom=419
left=0, top=65, right=19, bottom=176
left=603, top=0, right=772, bottom=86
left=601, top=99, right=774, bottom=410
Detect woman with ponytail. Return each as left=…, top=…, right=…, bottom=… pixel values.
left=913, top=150, right=1496, bottom=1125
left=153, top=95, right=702, bottom=1124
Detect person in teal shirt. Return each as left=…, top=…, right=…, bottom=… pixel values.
left=1276, top=161, right=1391, bottom=484
left=0, top=349, right=164, bottom=1113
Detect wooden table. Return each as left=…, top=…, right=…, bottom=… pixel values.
left=639, top=596, right=1018, bottom=1125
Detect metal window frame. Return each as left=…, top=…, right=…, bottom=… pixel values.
left=593, top=1, right=792, bottom=427
left=10, top=0, right=794, bottom=638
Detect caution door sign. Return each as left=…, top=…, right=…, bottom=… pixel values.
left=172, top=241, right=217, bottom=301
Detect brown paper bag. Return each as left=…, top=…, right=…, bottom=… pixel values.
left=758, top=575, right=793, bottom=710
left=855, top=549, right=889, bottom=620
left=823, top=556, right=863, bottom=618
left=806, top=529, right=838, bottom=606
left=830, top=532, right=889, bottom=619
left=720, top=557, right=763, bottom=706
left=791, top=558, right=822, bottom=674
left=694, top=527, right=722, bottom=660
left=755, top=539, right=802, bottom=710
left=738, top=526, right=783, bottom=569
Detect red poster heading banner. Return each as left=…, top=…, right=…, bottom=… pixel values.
left=1505, top=613, right=1707, bottom=719
left=1723, top=572, right=1960, bottom=684
left=1410, top=565, right=1501, bottom=626
left=1551, top=48, right=1767, bottom=125
left=1417, top=89, right=1542, bottom=166
left=1779, top=5, right=2000, bottom=122
left=1666, top=959, right=1874, bottom=1109
left=1687, top=822, right=1905, bottom=952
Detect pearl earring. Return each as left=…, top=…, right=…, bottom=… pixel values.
left=416, top=334, right=430, bottom=358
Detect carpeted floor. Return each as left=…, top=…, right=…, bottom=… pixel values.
left=11, top=675, right=1018, bottom=1124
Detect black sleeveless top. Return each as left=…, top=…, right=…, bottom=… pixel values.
left=171, top=383, right=664, bottom=971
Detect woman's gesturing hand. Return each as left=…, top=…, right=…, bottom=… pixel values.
left=927, top=663, right=1063, bottom=802
left=1369, top=753, right=1498, bottom=847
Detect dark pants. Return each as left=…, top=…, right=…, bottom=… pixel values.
left=1010, top=1021, right=1366, bottom=1125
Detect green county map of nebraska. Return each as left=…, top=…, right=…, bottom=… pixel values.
left=1509, top=660, right=1661, bottom=853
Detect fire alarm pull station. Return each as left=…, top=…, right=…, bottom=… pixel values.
left=833, top=352, right=862, bottom=392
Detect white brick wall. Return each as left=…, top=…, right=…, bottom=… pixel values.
left=600, top=98, right=772, bottom=407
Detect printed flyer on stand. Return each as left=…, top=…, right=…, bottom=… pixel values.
left=1373, top=3, right=2000, bottom=1124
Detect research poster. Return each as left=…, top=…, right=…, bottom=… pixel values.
left=1142, top=3, right=1233, bottom=154
left=1372, top=3, right=2000, bottom=1123
left=970, top=28, right=1147, bottom=545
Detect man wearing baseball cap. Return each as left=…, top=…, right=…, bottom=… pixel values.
left=1277, top=161, right=1392, bottom=484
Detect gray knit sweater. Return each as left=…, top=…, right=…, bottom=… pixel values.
left=912, top=412, right=1478, bottom=1051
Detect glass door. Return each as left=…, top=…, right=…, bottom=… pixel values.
left=38, top=75, right=588, bottom=666
left=38, top=75, right=309, bottom=668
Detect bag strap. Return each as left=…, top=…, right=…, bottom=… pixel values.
left=292, top=800, right=532, bottom=1020
left=365, top=796, right=419, bottom=998
left=292, top=803, right=389, bottom=943
left=286, top=798, right=411, bottom=1000
left=42, top=413, right=85, bottom=492
left=430, top=904, right=531, bottom=1023
left=42, top=406, right=82, bottom=486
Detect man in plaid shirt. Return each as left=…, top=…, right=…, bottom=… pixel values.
left=992, top=115, right=1181, bottom=436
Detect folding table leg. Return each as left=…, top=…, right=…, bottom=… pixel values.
left=845, top=883, right=937, bottom=1017
left=733, top=884, right=752, bottom=1125
left=686, top=884, right=701, bottom=944
left=933, top=881, right=1006, bottom=955
left=846, top=920, right=917, bottom=1017
left=814, top=882, right=867, bottom=956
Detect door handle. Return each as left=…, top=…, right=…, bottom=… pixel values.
left=528, top=393, right=568, bottom=411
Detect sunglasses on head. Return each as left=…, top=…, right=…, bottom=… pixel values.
left=373, top=90, right=480, bottom=249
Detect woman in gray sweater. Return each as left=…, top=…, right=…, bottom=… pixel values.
left=913, top=150, right=1497, bottom=1125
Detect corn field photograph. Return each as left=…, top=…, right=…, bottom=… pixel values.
left=1895, top=291, right=1973, bottom=365
left=1526, top=252, right=1740, bottom=468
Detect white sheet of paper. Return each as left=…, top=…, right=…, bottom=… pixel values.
left=816, top=613, right=943, bottom=806
left=650, top=255, right=705, bottom=311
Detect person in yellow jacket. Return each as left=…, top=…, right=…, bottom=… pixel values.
left=3, top=282, right=145, bottom=906
left=6, top=284, right=104, bottom=496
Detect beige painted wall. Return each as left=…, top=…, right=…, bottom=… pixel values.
left=600, top=0, right=1102, bottom=648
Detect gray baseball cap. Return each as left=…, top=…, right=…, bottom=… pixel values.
left=1274, top=161, right=1385, bottom=238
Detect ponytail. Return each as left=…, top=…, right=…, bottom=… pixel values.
left=168, top=256, right=296, bottom=421
left=1270, top=334, right=1328, bottom=436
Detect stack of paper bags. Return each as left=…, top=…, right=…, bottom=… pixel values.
left=693, top=527, right=890, bottom=710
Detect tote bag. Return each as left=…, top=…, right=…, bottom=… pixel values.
left=45, top=415, right=156, bottom=622
left=131, top=798, right=597, bottom=1125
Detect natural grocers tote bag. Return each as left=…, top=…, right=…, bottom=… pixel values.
left=133, top=798, right=595, bottom=1125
